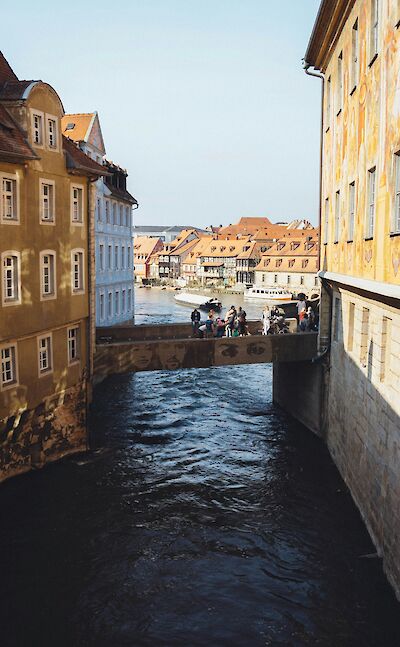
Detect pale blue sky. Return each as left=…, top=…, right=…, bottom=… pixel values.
left=4, top=0, right=322, bottom=227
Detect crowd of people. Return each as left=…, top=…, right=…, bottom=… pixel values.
left=191, top=305, right=250, bottom=338
left=191, top=294, right=319, bottom=339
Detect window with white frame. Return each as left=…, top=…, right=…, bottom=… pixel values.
left=68, top=326, right=80, bottom=364
left=38, top=335, right=52, bottom=374
left=122, top=289, right=126, bottom=313
left=119, top=205, right=123, bottom=226
left=112, top=203, right=117, bottom=224
left=99, top=244, right=104, bottom=271
left=334, top=191, right=340, bottom=242
left=47, top=117, right=57, bottom=149
left=107, top=292, right=112, bottom=317
left=32, top=112, right=43, bottom=145
left=108, top=245, right=112, bottom=269
left=324, top=197, right=329, bottom=244
left=105, top=200, right=110, bottom=223
left=125, top=206, right=130, bottom=227
left=366, top=167, right=376, bottom=238
left=40, top=181, right=55, bottom=222
left=128, top=288, right=132, bottom=312
left=348, top=182, right=355, bottom=241
left=393, top=152, right=400, bottom=232
left=337, top=52, right=343, bottom=114
left=115, top=245, right=119, bottom=269
left=1, top=176, right=18, bottom=222
left=2, top=252, right=20, bottom=304
left=100, top=293, right=105, bottom=320
left=121, top=246, right=125, bottom=269
left=127, top=246, right=131, bottom=268
left=115, top=291, right=119, bottom=315
left=97, top=198, right=102, bottom=222
left=351, top=20, right=359, bottom=91
left=370, top=0, right=379, bottom=62
left=71, top=185, right=83, bottom=223
left=40, top=251, right=56, bottom=298
left=71, top=250, right=84, bottom=293
left=1, top=345, right=17, bottom=388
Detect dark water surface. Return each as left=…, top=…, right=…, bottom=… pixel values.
left=0, top=291, right=400, bottom=646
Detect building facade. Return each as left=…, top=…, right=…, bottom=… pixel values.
left=254, top=235, right=319, bottom=293
left=61, top=114, right=138, bottom=326
left=0, top=53, right=105, bottom=482
left=305, top=0, right=400, bottom=598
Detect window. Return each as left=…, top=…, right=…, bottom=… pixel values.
left=324, top=197, right=329, bottom=244
left=314, top=276, right=319, bottom=287
left=122, top=289, right=126, bottom=313
left=107, top=292, right=112, bottom=318
left=2, top=252, right=20, bottom=305
left=393, top=152, right=400, bottom=232
left=380, top=317, right=392, bottom=382
left=127, top=246, right=131, bottom=268
left=128, top=288, right=132, bottom=312
left=40, top=181, right=55, bottom=223
left=300, top=275, right=304, bottom=285
left=334, top=191, right=340, bottom=242
left=40, top=251, right=56, bottom=298
left=71, top=185, right=83, bottom=223
left=71, top=250, right=84, bottom=293
left=1, top=345, right=17, bottom=389
left=105, top=200, right=110, bottom=224
left=366, top=167, right=376, bottom=238
left=337, top=52, right=343, bottom=114
left=115, top=246, right=119, bottom=269
left=370, top=0, right=379, bottom=63
left=326, top=76, right=331, bottom=129
left=274, top=274, right=278, bottom=284
left=351, top=20, right=359, bottom=91
left=97, top=198, right=102, bottom=222
left=348, top=302, right=355, bottom=352
left=47, top=117, right=57, bottom=149
left=100, top=293, right=105, bottom=320
left=360, top=307, right=370, bottom=366
left=115, top=291, right=119, bottom=315
left=287, top=275, right=291, bottom=285
left=113, top=203, right=117, bottom=224
left=38, top=335, right=52, bottom=375
left=1, top=176, right=18, bottom=223
left=32, top=112, right=43, bottom=145
left=68, top=326, right=80, bottom=364
left=108, top=245, right=112, bottom=269
left=99, top=244, right=104, bottom=271
left=119, top=205, right=123, bottom=226
left=333, top=297, right=341, bottom=341
left=125, top=206, right=130, bottom=227
left=121, top=246, right=125, bottom=269
left=348, top=182, right=356, bottom=241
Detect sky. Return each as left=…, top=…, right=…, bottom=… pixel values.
left=3, top=0, right=322, bottom=228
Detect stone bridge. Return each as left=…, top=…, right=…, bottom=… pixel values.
left=94, top=322, right=318, bottom=384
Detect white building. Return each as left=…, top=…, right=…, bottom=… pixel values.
left=62, top=113, right=138, bottom=326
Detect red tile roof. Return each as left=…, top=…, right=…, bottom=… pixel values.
left=0, top=104, right=38, bottom=162
left=0, top=52, right=18, bottom=85
left=63, top=136, right=108, bottom=177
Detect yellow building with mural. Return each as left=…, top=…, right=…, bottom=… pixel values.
left=0, top=53, right=105, bottom=482
left=304, top=0, right=400, bottom=598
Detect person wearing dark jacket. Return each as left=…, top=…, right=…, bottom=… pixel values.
left=191, top=308, right=201, bottom=336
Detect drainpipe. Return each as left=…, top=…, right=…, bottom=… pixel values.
left=86, top=176, right=97, bottom=448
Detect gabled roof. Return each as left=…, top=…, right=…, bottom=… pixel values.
left=133, top=237, right=163, bottom=258
left=200, top=237, right=252, bottom=258
left=237, top=240, right=262, bottom=260
left=63, top=136, right=108, bottom=177
left=61, top=113, right=95, bottom=142
left=0, top=52, right=18, bottom=84
left=0, top=103, right=38, bottom=162
left=169, top=238, right=199, bottom=257
left=255, top=256, right=319, bottom=273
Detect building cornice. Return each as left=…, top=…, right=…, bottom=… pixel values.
left=305, top=0, right=356, bottom=71
left=319, top=271, right=400, bottom=301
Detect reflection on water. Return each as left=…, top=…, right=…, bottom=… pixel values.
left=0, top=365, right=399, bottom=646
left=0, top=290, right=399, bottom=646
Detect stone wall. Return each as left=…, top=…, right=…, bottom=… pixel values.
left=0, top=381, right=88, bottom=484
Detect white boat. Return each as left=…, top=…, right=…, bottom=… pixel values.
left=244, top=287, right=293, bottom=301
left=174, top=292, right=222, bottom=311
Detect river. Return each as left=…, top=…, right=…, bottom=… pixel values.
left=0, top=289, right=399, bottom=646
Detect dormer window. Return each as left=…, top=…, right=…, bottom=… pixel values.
left=264, top=259, right=270, bottom=267
left=32, top=112, right=43, bottom=146
left=211, top=246, right=216, bottom=251
left=65, top=123, right=75, bottom=131
left=289, top=259, right=295, bottom=268
left=275, top=259, right=282, bottom=267
left=302, top=259, right=309, bottom=268
left=229, top=246, right=235, bottom=252
left=47, top=117, right=57, bottom=149
left=220, top=246, right=226, bottom=252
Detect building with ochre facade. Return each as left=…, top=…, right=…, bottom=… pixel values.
left=300, top=0, right=400, bottom=599
left=61, top=113, right=138, bottom=326
left=0, top=53, right=105, bottom=482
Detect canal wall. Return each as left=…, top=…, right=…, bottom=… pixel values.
left=0, top=381, right=88, bottom=484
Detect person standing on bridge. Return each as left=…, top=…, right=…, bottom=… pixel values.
left=191, top=308, right=201, bottom=337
